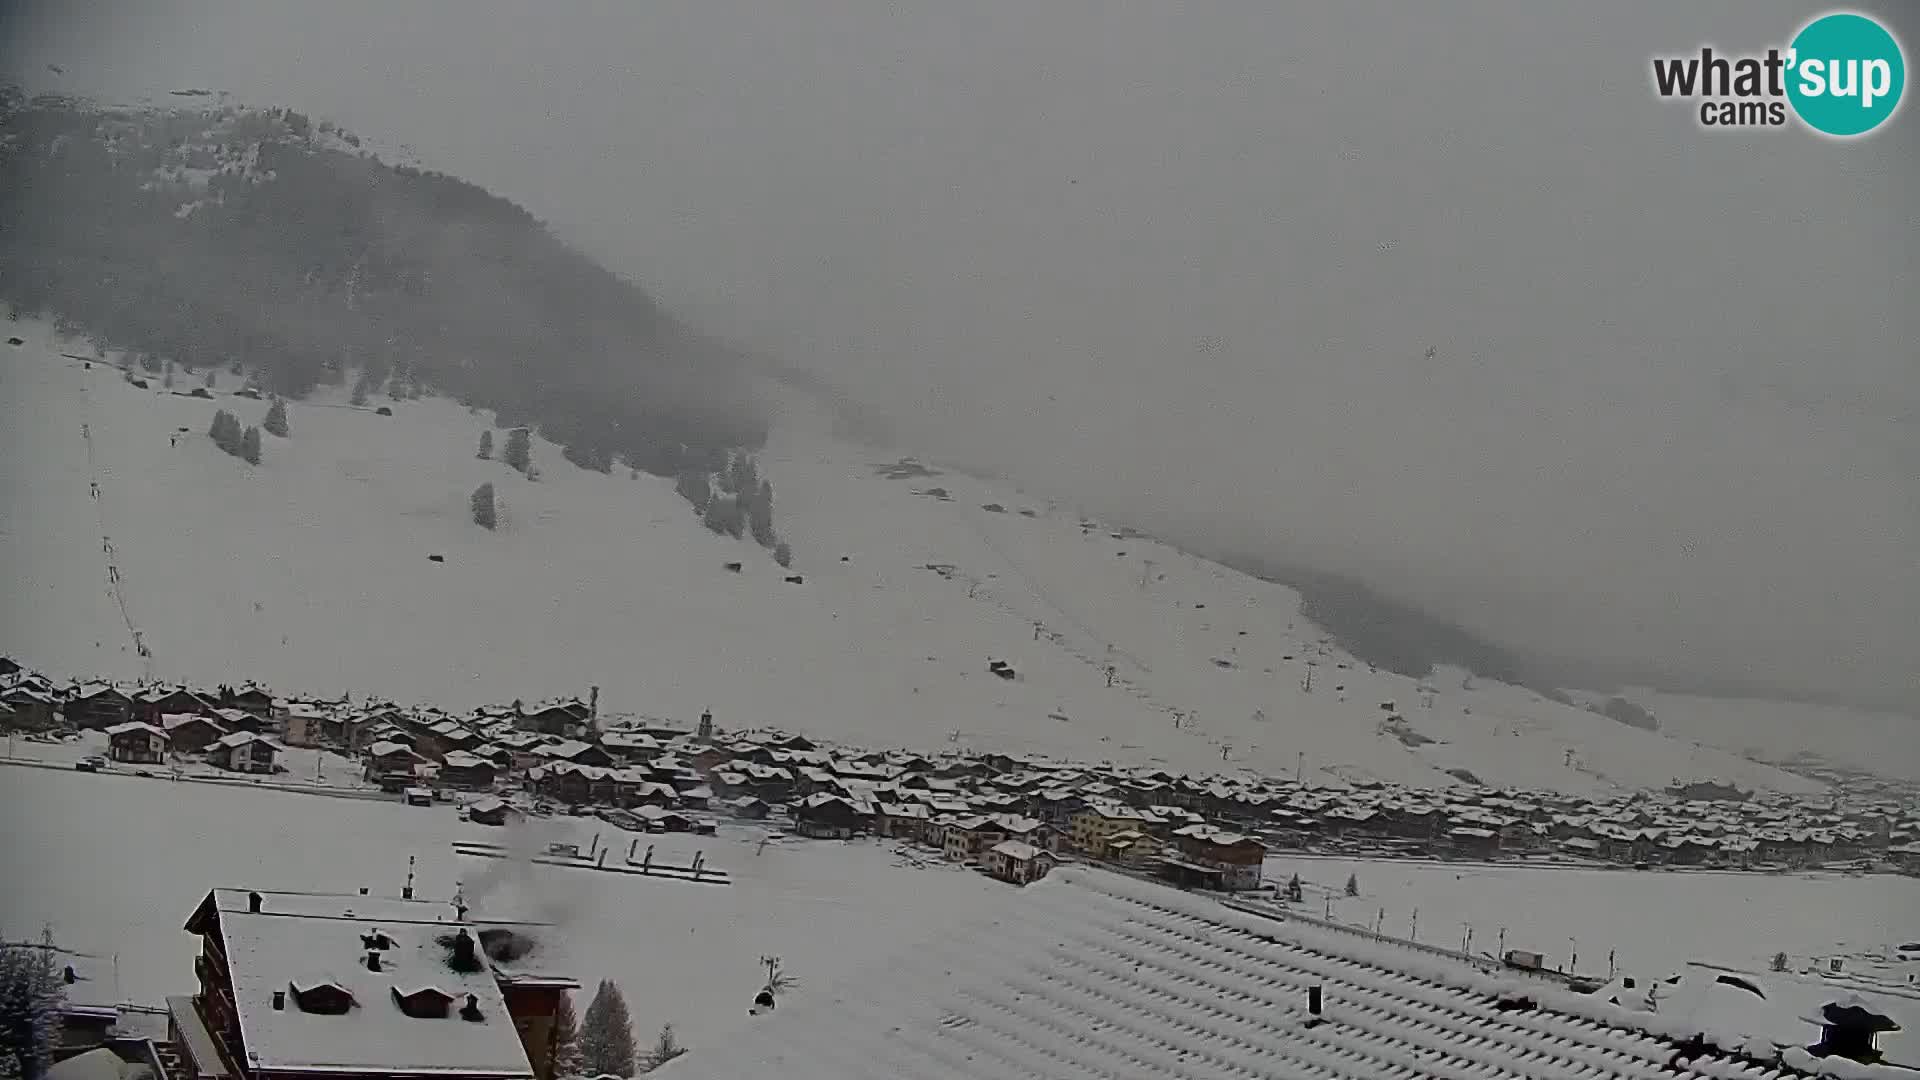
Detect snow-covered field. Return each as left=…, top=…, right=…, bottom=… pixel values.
left=0, top=764, right=1003, bottom=1049
left=4, top=763, right=1913, bottom=1059
left=1271, top=854, right=1920, bottom=982
left=0, top=319, right=1899, bottom=791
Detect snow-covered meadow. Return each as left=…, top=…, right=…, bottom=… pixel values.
left=2, top=320, right=1896, bottom=792
left=1271, top=853, right=1920, bottom=983
left=5, top=763, right=1913, bottom=1060
left=0, top=765, right=1003, bottom=1049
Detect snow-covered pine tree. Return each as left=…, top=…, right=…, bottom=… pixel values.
left=748, top=479, right=776, bottom=547
left=577, top=979, right=635, bottom=1078
left=548, top=991, right=584, bottom=1079
left=471, top=483, right=496, bottom=530
left=1344, top=873, right=1359, bottom=897
left=503, top=428, right=532, bottom=473
left=477, top=430, right=493, bottom=460
left=241, top=426, right=262, bottom=465
left=773, top=542, right=793, bottom=569
left=263, top=399, right=289, bottom=437
left=0, top=930, right=65, bottom=1080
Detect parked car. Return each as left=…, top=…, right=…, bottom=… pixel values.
left=75, top=756, right=106, bottom=772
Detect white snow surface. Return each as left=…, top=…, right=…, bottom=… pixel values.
left=656, top=864, right=1912, bottom=1080
left=0, top=319, right=1882, bottom=792
left=0, top=766, right=1003, bottom=1050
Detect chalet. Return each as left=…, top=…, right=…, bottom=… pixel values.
left=633, top=805, right=694, bottom=833
left=207, top=731, right=278, bottom=773
left=1163, top=825, right=1266, bottom=891
left=0, top=687, right=57, bottom=731
left=67, top=684, right=135, bottom=729
left=875, top=802, right=932, bottom=842
left=601, top=731, right=662, bottom=762
left=440, top=751, right=499, bottom=791
left=535, top=739, right=614, bottom=769
left=105, top=721, right=168, bottom=763
left=134, top=687, right=212, bottom=724
left=942, top=816, right=1008, bottom=861
left=531, top=763, right=612, bottom=806
left=726, top=796, right=771, bottom=821
left=793, top=794, right=867, bottom=839
left=175, top=888, right=577, bottom=1080
left=163, top=712, right=229, bottom=753
left=983, top=840, right=1055, bottom=885
left=213, top=707, right=272, bottom=735
left=224, top=685, right=276, bottom=718
left=466, top=797, right=520, bottom=827
left=1448, top=826, right=1500, bottom=857
left=365, top=740, right=427, bottom=784
left=516, top=700, right=591, bottom=738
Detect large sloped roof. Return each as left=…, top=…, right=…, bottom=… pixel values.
left=658, top=866, right=1897, bottom=1080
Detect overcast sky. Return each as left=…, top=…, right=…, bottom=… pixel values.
left=6, top=0, right=1915, bottom=709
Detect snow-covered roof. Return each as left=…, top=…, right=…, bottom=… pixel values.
left=656, top=866, right=1867, bottom=1080
left=988, top=839, right=1044, bottom=861
left=105, top=721, right=167, bottom=738
left=193, top=890, right=534, bottom=1077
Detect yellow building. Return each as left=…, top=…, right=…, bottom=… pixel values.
left=1070, top=803, right=1147, bottom=852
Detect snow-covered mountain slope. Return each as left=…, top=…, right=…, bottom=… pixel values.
left=0, top=320, right=1864, bottom=793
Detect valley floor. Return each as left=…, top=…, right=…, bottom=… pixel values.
left=2, top=764, right=1912, bottom=1059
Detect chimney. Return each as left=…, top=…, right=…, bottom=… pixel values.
left=1308, top=986, right=1323, bottom=1017
left=365, top=949, right=382, bottom=973
left=248, top=891, right=263, bottom=913
left=359, top=887, right=369, bottom=896
left=271, top=991, right=285, bottom=1011
left=63, top=966, right=77, bottom=985
left=698, top=710, right=714, bottom=741
left=589, top=686, right=599, bottom=719
left=454, top=898, right=469, bottom=922
left=459, top=993, right=483, bottom=1022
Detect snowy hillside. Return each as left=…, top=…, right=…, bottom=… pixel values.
left=0, top=319, right=1872, bottom=793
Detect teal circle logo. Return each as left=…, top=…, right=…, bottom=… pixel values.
left=1787, top=12, right=1905, bottom=137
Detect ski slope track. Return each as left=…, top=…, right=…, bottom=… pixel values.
left=0, top=320, right=1894, bottom=792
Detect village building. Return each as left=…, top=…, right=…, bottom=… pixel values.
left=67, top=684, right=136, bottom=729
left=364, top=740, right=427, bottom=786
left=163, top=712, right=229, bottom=754
left=174, top=888, right=578, bottom=1080
left=133, top=687, right=213, bottom=725
left=207, top=731, right=278, bottom=773
left=792, top=793, right=868, bottom=839
left=467, top=797, right=520, bottom=827
left=983, top=840, right=1054, bottom=885
left=105, top=720, right=168, bottom=763
left=440, top=751, right=499, bottom=791
left=1, top=686, right=58, bottom=731
left=280, top=703, right=330, bottom=747
left=1161, top=824, right=1266, bottom=891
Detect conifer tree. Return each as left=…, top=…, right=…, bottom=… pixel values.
left=548, top=992, right=583, bottom=1078
left=577, top=979, right=635, bottom=1078
left=471, top=483, right=496, bottom=530
left=241, top=426, right=262, bottom=465
left=478, top=430, right=493, bottom=460
left=503, top=428, right=532, bottom=473
left=263, top=399, right=289, bottom=437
